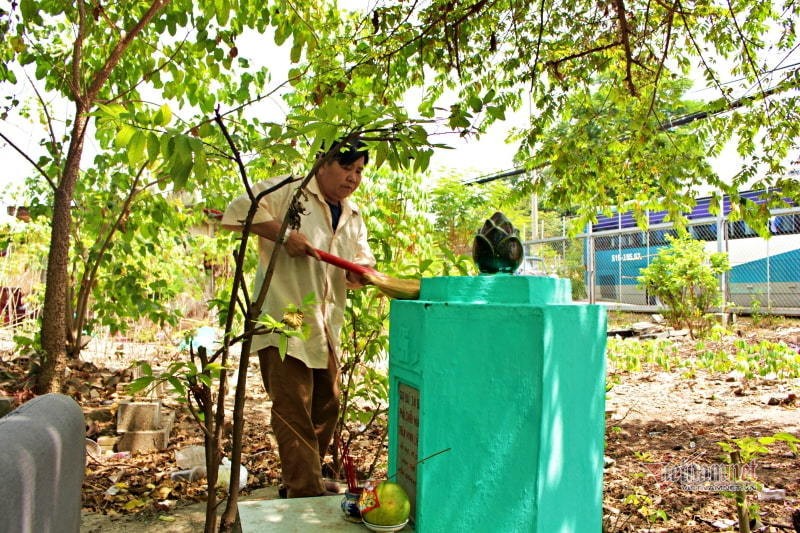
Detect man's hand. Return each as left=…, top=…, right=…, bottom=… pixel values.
left=345, top=271, right=371, bottom=287
left=282, top=230, right=319, bottom=259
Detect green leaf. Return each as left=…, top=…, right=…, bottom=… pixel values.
left=167, top=375, right=186, bottom=396
left=147, top=132, right=160, bottom=161
left=486, top=105, right=505, bottom=121
left=302, top=292, right=317, bottom=307
left=96, top=103, right=127, bottom=118
left=193, top=146, right=207, bottom=182
left=375, top=141, right=389, bottom=168
left=288, top=68, right=303, bottom=86
left=290, top=41, right=303, bottom=63
left=278, top=335, right=288, bottom=359
left=127, top=130, right=146, bottom=165
left=275, top=23, right=289, bottom=46
left=205, top=362, right=225, bottom=375
left=114, top=125, right=137, bottom=149
left=215, top=0, right=230, bottom=25
left=468, top=95, right=482, bottom=112
left=170, top=135, right=193, bottom=188
left=19, top=0, right=42, bottom=24
left=153, top=104, right=172, bottom=126
left=137, top=361, right=153, bottom=376
left=128, top=376, right=155, bottom=394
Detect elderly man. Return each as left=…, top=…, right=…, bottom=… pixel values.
left=222, top=140, right=375, bottom=498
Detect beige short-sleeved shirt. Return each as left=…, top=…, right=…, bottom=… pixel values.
left=222, top=174, right=376, bottom=368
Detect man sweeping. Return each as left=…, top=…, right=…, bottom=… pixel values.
left=221, top=139, right=375, bottom=498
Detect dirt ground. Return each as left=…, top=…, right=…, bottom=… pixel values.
left=2, top=316, right=800, bottom=533
left=602, top=318, right=800, bottom=532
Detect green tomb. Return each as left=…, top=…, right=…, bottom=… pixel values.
left=387, top=275, right=607, bottom=532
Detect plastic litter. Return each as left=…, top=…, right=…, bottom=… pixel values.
left=108, top=451, right=131, bottom=460
left=170, top=466, right=207, bottom=482
left=175, top=445, right=206, bottom=469
left=217, top=458, right=248, bottom=490
left=757, top=487, right=786, bottom=501
left=85, top=438, right=103, bottom=465
left=173, top=445, right=246, bottom=490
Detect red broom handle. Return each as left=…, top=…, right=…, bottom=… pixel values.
left=312, top=249, right=376, bottom=276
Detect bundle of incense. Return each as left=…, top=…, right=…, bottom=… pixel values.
left=340, top=442, right=358, bottom=492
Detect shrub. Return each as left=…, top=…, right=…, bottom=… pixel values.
left=637, top=234, right=729, bottom=338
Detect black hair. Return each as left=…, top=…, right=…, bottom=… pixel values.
left=323, top=137, right=370, bottom=166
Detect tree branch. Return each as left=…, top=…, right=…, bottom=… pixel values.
left=71, top=0, right=88, bottom=102
left=611, top=0, right=638, bottom=95
left=676, top=0, right=729, bottom=106
left=545, top=40, right=622, bottom=70
left=23, top=70, right=63, bottom=179
left=646, top=0, right=676, bottom=119
left=71, top=163, right=148, bottom=351
left=724, top=0, right=772, bottom=128
left=86, top=0, right=171, bottom=101
left=0, top=131, right=57, bottom=191
left=107, top=30, right=191, bottom=105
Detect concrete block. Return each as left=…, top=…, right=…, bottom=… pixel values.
left=116, top=410, right=175, bottom=452
left=85, top=406, right=114, bottom=423
left=117, top=429, right=168, bottom=452
left=116, top=400, right=161, bottom=432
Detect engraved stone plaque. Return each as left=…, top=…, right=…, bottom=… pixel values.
left=396, top=382, right=419, bottom=521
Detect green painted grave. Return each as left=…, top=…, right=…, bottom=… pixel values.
left=388, top=275, right=607, bottom=532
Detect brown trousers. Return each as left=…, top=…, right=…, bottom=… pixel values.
left=258, top=346, right=340, bottom=498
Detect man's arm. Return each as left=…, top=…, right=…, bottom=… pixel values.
left=222, top=220, right=319, bottom=259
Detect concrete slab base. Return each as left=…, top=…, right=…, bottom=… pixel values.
left=238, top=495, right=381, bottom=532
left=117, top=400, right=162, bottom=431
left=116, top=410, right=175, bottom=452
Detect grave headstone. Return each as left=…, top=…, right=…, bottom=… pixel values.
left=388, top=275, right=607, bottom=532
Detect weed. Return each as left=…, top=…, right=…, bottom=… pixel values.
left=622, top=487, right=669, bottom=523
left=717, top=433, right=799, bottom=533
left=608, top=335, right=800, bottom=379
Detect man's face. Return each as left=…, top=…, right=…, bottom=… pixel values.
left=315, top=156, right=366, bottom=204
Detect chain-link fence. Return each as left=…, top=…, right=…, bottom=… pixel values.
left=523, top=206, right=800, bottom=316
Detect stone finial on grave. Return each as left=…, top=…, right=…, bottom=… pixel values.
left=472, top=211, right=524, bottom=274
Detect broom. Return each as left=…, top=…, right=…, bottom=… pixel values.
left=311, top=249, right=420, bottom=300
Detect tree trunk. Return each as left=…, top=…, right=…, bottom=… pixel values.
left=35, top=111, right=90, bottom=394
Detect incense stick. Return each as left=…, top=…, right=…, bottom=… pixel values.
left=341, top=442, right=358, bottom=492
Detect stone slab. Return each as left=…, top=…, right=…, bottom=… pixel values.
left=238, top=495, right=378, bottom=532
left=116, top=411, right=175, bottom=452
left=116, top=400, right=162, bottom=432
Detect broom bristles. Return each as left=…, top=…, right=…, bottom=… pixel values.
left=364, top=272, right=420, bottom=300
